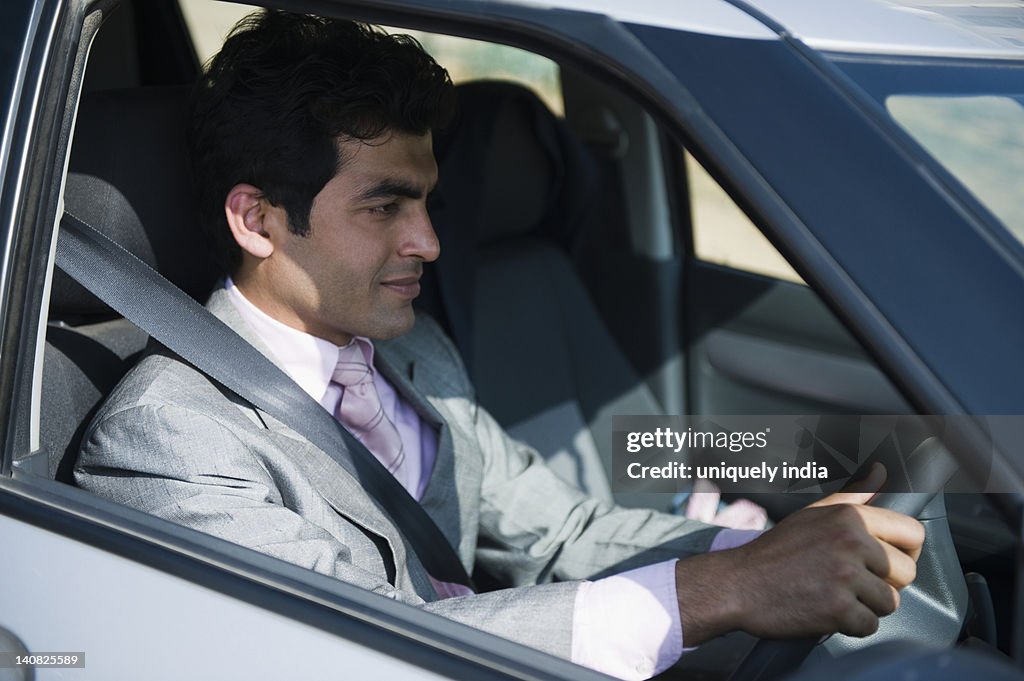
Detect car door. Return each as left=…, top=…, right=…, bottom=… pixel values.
left=622, top=22, right=1024, bottom=463
left=680, top=152, right=911, bottom=419
left=553, top=8, right=914, bottom=508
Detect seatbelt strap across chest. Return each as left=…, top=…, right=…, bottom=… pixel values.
left=56, top=211, right=474, bottom=590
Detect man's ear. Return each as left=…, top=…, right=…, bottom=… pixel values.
left=224, top=184, right=280, bottom=260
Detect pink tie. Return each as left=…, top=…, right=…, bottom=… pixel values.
left=332, top=341, right=405, bottom=473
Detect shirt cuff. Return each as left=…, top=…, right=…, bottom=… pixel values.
left=571, top=560, right=681, bottom=680
left=710, top=528, right=764, bottom=552
left=570, top=531, right=764, bottom=679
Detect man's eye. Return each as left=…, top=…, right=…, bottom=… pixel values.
left=369, top=202, right=399, bottom=216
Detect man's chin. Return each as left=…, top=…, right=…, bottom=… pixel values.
left=365, top=310, right=417, bottom=341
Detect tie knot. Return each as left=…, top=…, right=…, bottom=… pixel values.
left=333, top=341, right=373, bottom=387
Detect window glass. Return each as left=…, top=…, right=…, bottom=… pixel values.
left=178, top=0, right=563, bottom=114
left=887, top=94, right=1024, bottom=246
left=401, top=32, right=563, bottom=115
left=828, top=55, right=1024, bottom=259
left=686, top=152, right=805, bottom=284
left=178, top=0, right=257, bottom=62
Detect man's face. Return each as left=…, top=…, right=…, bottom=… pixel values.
left=261, top=131, right=440, bottom=346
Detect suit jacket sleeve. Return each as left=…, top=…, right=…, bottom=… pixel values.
left=472, top=403, right=722, bottom=586
left=410, top=319, right=723, bottom=588
left=75, top=398, right=580, bottom=658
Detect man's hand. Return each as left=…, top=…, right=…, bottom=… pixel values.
left=675, top=488, right=925, bottom=646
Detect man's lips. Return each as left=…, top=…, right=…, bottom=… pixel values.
left=380, top=275, right=422, bottom=298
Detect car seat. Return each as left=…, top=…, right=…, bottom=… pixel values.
left=42, top=86, right=219, bottom=482
left=431, top=81, right=669, bottom=507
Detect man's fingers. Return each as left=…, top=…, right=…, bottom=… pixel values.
left=853, top=572, right=901, bottom=618
left=807, top=502, right=924, bottom=561
left=843, top=462, right=887, bottom=496
left=811, top=464, right=888, bottom=508
left=858, top=506, right=926, bottom=560
left=836, top=600, right=881, bottom=638
left=862, top=537, right=920, bottom=588
left=810, top=489, right=875, bottom=508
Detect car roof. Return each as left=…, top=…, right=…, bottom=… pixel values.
left=749, top=0, right=1024, bottom=59
left=506, top=0, right=778, bottom=39
left=501, top=0, right=1024, bottom=58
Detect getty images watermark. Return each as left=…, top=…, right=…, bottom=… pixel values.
left=611, top=415, right=1017, bottom=495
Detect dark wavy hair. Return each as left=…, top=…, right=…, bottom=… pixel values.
left=189, top=10, right=455, bottom=272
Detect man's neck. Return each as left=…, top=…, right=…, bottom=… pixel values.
left=229, top=274, right=353, bottom=347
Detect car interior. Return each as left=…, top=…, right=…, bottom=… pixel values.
left=12, top=0, right=1021, bottom=676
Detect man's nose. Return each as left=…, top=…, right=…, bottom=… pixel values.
left=399, top=209, right=440, bottom=263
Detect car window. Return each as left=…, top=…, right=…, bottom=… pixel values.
left=177, top=0, right=564, bottom=114
left=827, top=54, right=1024, bottom=263
left=886, top=94, right=1024, bottom=246
left=685, top=151, right=806, bottom=284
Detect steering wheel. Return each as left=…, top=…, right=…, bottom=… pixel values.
left=728, top=437, right=967, bottom=681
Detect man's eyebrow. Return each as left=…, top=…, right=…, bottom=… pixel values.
left=354, top=178, right=433, bottom=202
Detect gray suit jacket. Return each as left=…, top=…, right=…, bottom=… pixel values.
left=75, top=288, right=720, bottom=658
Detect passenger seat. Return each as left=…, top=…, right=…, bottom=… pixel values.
left=431, top=82, right=668, bottom=507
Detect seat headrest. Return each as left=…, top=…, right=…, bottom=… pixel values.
left=53, top=86, right=220, bottom=319
left=434, top=81, right=597, bottom=248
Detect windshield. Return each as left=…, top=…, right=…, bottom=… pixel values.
left=830, top=55, right=1024, bottom=251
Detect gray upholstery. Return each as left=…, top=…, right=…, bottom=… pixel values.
left=43, top=320, right=148, bottom=480
left=43, top=86, right=214, bottom=480
left=435, top=82, right=666, bottom=506
left=474, top=239, right=665, bottom=505
left=54, top=86, right=219, bottom=317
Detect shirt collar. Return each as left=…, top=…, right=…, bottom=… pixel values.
left=224, top=277, right=376, bottom=403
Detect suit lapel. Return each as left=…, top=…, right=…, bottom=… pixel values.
left=372, top=346, right=445, bottom=429
left=374, top=342, right=465, bottom=562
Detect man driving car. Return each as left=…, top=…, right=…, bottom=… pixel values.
left=73, top=10, right=924, bottom=680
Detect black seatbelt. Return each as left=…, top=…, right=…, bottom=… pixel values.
left=56, top=211, right=474, bottom=589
